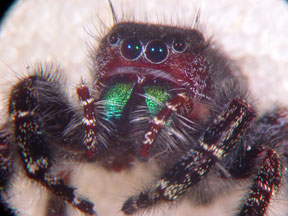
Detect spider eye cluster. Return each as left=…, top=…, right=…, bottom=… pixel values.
left=107, top=33, right=187, bottom=63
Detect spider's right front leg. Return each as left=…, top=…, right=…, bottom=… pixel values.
left=122, top=99, right=255, bottom=215
left=9, top=73, right=95, bottom=215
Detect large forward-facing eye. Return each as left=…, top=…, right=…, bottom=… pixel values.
left=120, top=38, right=142, bottom=60
left=144, top=40, right=168, bottom=63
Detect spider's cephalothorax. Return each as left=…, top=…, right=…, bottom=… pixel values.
left=1, top=21, right=288, bottom=216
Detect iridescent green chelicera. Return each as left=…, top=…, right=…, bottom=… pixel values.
left=102, top=82, right=171, bottom=119
left=102, top=82, right=134, bottom=119
left=144, top=85, right=171, bottom=116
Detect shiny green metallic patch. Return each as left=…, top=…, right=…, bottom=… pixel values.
left=102, top=82, right=134, bottom=119
left=144, top=85, right=171, bottom=116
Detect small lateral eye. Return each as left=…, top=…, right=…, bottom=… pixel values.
left=172, top=39, right=187, bottom=52
left=120, top=38, right=142, bottom=60
left=144, top=40, right=168, bottom=63
left=108, top=32, right=119, bottom=45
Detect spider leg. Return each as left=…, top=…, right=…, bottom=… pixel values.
left=122, top=99, right=255, bottom=214
left=233, top=109, right=288, bottom=216
left=46, top=169, right=73, bottom=216
left=238, top=147, right=282, bottom=216
left=141, top=93, right=190, bottom=158
left=0, top=130, right=10, bottom=189
left=46, top=193, right=67, bottom=216
left=9, top=74, right=95, bottom=215
left=77, top=84, right=98, bottom=161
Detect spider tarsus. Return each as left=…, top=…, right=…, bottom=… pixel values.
left=122, top=197, right=138, bottom=215
left=73, top=198, right=96, bottom=215
left=122, top=192, right=157, bottom=215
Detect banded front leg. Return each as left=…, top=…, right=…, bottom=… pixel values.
left=141, top=93, right=190, bottom=158
left=238, top=148, right=282, bottom=216
left=122, top=99, right=255, bottom=214
left=77, top=84, right=98, bottom=161
left=9, top=75, right=95, bottom=215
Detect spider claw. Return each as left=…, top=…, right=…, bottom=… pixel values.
left=122, top=192, right=158, bottom=215
left=122, top=197, right=138, bottom=215
left=86, top=149, right=97, bottom=161
left=72, top=197, right=96, bottom=215
left=140, top=143, right=151, bottom=158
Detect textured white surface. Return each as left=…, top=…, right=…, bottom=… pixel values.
left=1, top=0, right=288, bottom=215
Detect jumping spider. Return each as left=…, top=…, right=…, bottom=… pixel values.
left=0, top=8, right=288, bottom=216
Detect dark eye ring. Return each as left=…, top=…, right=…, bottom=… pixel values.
left=108, top=32, right=119, bottom=45
left=172, top=39, right=187, bottom=53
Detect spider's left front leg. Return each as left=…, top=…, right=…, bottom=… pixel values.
left=9, top=74, right=95, bottom=215
left=122, top=99, right=255, bottom=215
